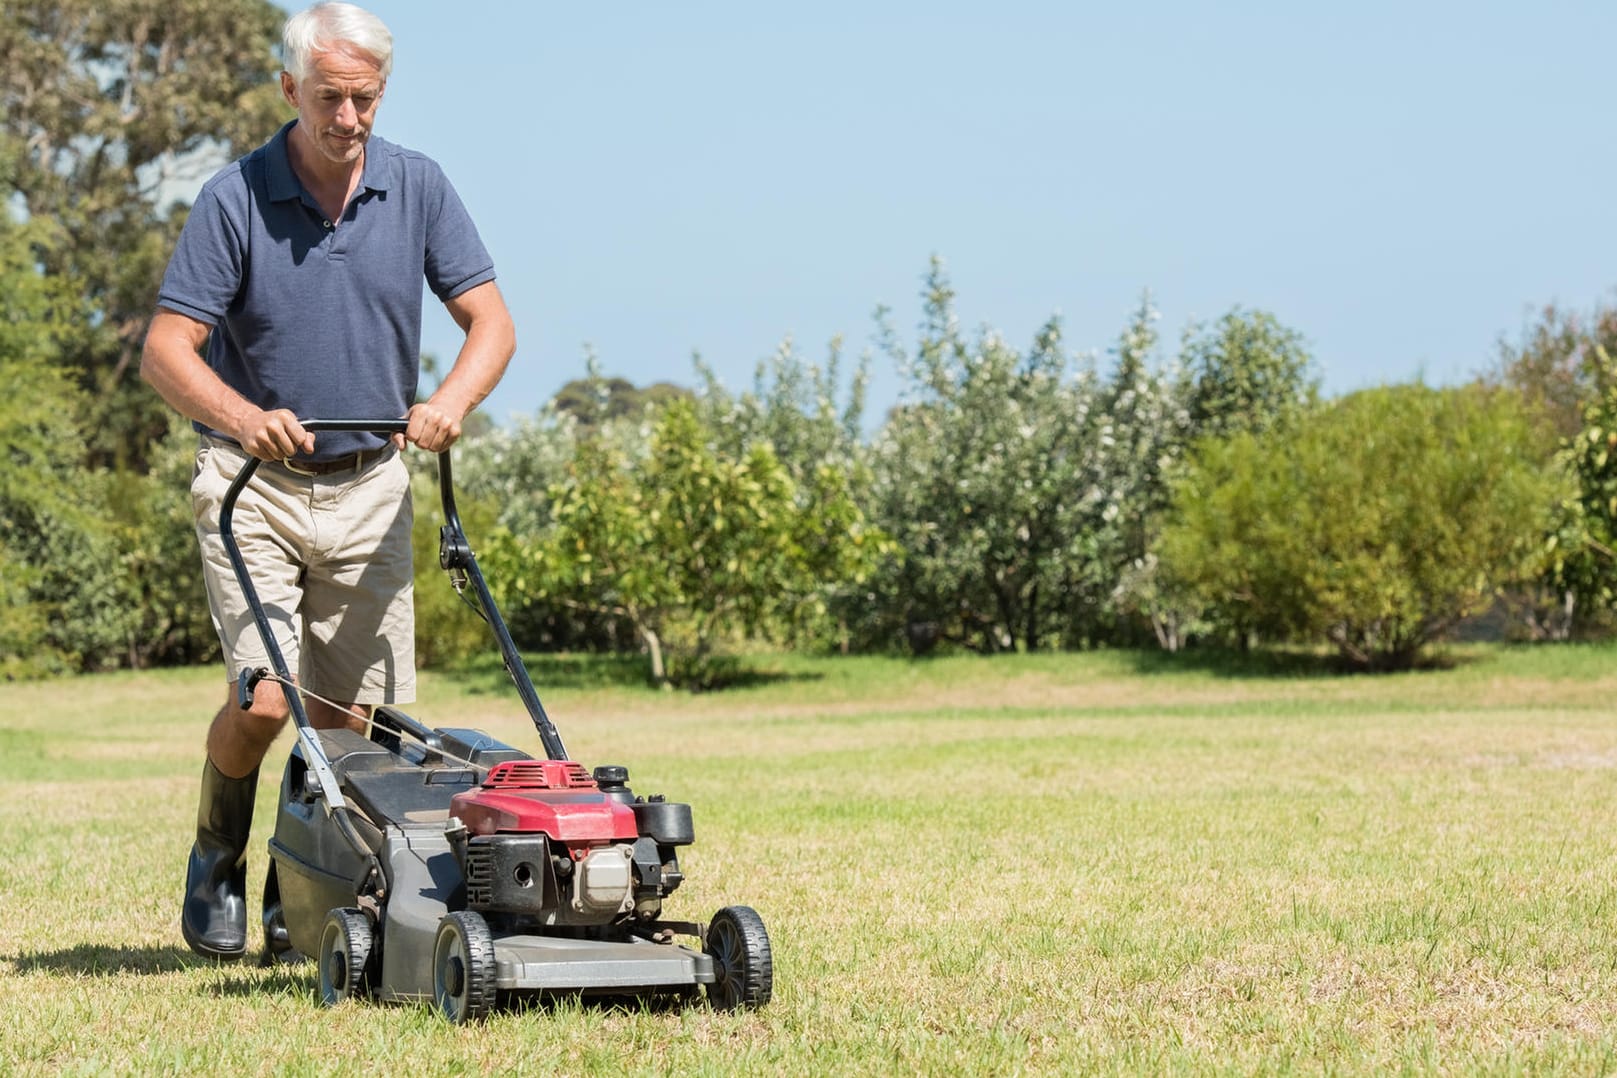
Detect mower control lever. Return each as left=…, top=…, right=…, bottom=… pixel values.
left=237, top=666, right=266, bottom=711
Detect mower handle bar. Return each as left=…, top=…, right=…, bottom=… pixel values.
left=218, top=417, right=570, bottom=789
left=298, top=417, right=411, bottom=434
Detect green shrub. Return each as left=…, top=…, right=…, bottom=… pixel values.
left=1159, top=383, right=1564, bottom=669
left=409, top=465, right=506, bottom=669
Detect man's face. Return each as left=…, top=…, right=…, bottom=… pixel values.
left=281, top=45, right=385, bottom=168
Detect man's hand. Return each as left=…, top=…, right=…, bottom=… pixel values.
left=398, top=399, right=465, bottom=453
left=235, top=409, right=315, bottom=460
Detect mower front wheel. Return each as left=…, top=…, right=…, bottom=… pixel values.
left=433, top=910, right=497, bottom=1023
left=704, top=905, right=772, bottom=1010
left=317, top=908, right=375, bottom=1005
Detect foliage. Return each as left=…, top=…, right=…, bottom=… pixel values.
left=0, top=357, right=136, bottom=676
left=488, top=401, right=880, bottom=686
left=694, top=333, right=880, bottom=650
left=0, top=0, right=297, bottom=676
left=1491, top=300, right=1617, bottom=442
left=444, top=404, right=644, bottom=652
left=448, top=407, right=579, bottom=539
left=551, top=366, right=690, bottom=430
left=1488, top=301, right=1617, bottom=638
left=862, top=264, right=1194, bottom=654
left=1159, top=384, right=1564, bottom=669
left=408, top=465, right=505, bottom=669
left=0, top=359, right=88, bottom=677
left=0, top=0, right=287, bottom=465
left=1544, top=351, right=1617, bottom=630
left=1179, top=307, right=1318, bottom=439
left=1090, top=294, right=1197, bottom=649
left=694, top=334, right=869, bottom=477
left=99, top=412, right=218, bottom=668
left=0, top=212, right=127, bottom=675
left=864, top=261, right=1078, bottom=653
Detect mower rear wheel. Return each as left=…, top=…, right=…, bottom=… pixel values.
left=704, top=905, right=772, bottom=1010
left=259, top=863, right=304, bottom=967
left=433, top=910, right=497, bottom=1023
left=317, top=908, right=374, bottom=1005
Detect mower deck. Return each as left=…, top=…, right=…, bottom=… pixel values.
left=491, top=935, right=712, bottom=992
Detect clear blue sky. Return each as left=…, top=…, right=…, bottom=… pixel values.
left=353, top=1, right=1617, bottom=425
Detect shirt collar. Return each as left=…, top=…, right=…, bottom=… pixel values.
left=265, top=120, right=392, bottom=202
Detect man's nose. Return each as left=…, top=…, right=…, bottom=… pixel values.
left=335, top=96, right=359, bottom=127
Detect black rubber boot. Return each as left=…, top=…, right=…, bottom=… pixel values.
left=181, top=758, right=258, bottom=959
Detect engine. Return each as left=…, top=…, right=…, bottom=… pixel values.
left=447, top=760, right=693, bottom=925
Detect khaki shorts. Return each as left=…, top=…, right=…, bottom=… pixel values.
left=191, top=438, right=416, bottom=705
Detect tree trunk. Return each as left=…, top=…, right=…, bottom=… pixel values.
left=1152, top=611, right=1180, bottom=652
left=638, top=624, right=667, bottom=687
left=1024, top=581, right=1040, bottom=652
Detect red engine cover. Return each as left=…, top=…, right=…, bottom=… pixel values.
left=450, top=759, right=638, bottom=843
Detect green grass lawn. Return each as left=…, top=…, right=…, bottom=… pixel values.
left=5, top=645, right=1617, bottom=1074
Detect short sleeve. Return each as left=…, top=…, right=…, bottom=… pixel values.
left=422, top=164, right=496, bottom=302
left=156, top=181, right=245, bottom=325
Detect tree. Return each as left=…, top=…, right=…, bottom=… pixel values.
left=407, top=464, right=504, bottom=669
left=1491, top=301, right=1617, bottom=442
left=93, top=413, right=219, bottom=668
left=1097, top=293, right=1196, bottom=649
left=488, top=401, right=880, bottom=686
left=1543, top=349, right=1617, bottom=633
left=694, top=334, right=869, bottom=476
left=694, top=332, right=879, bottom=651
left=1487, top=301, right=1617, bottom=637
left=0, top=0, right=286, bottom=465
left=550, top=350, right=692, bottom=430
left=1180, top=308, right=1317, bottom=440
left=437, top=401, right=645, bottom=653
left=0, top=207, right=130, bottom=675
left=865, top=260, right=1092, bottom=652
left=1158, top=384, right=1563, bottom=669
left=863, top=263, right=1199, bottom=654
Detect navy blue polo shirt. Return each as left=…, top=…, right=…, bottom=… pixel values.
left=157, top=121, right=496, bottom=460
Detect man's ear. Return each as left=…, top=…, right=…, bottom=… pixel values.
left=280, top=71, right=299, bottom=108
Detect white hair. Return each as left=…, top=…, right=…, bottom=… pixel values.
left=283, top=2, right=393, bottom=81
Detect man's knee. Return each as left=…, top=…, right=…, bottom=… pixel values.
left=229, top=680, right=292, bottom=746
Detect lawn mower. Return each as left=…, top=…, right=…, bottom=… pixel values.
left=219, top=418, right=772, bottom=1021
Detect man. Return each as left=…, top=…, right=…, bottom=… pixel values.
left=140, top=1, right=515, bottom=959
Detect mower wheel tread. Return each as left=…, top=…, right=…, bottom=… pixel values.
left=433, top=910, right=497, bottom=1023
left=317, top=908, right=374, bottom=1005
left=705, top=905, right=772, bottom=1011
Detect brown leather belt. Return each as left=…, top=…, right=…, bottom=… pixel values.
left=277, top=448, right=386, bottom=476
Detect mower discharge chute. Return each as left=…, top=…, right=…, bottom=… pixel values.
left=221, top=419, right=772, bottom=1021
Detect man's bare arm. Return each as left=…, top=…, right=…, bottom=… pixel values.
left=140, top=308, right=315, bottom=459
left=404, top=280, right=516, bottom=452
